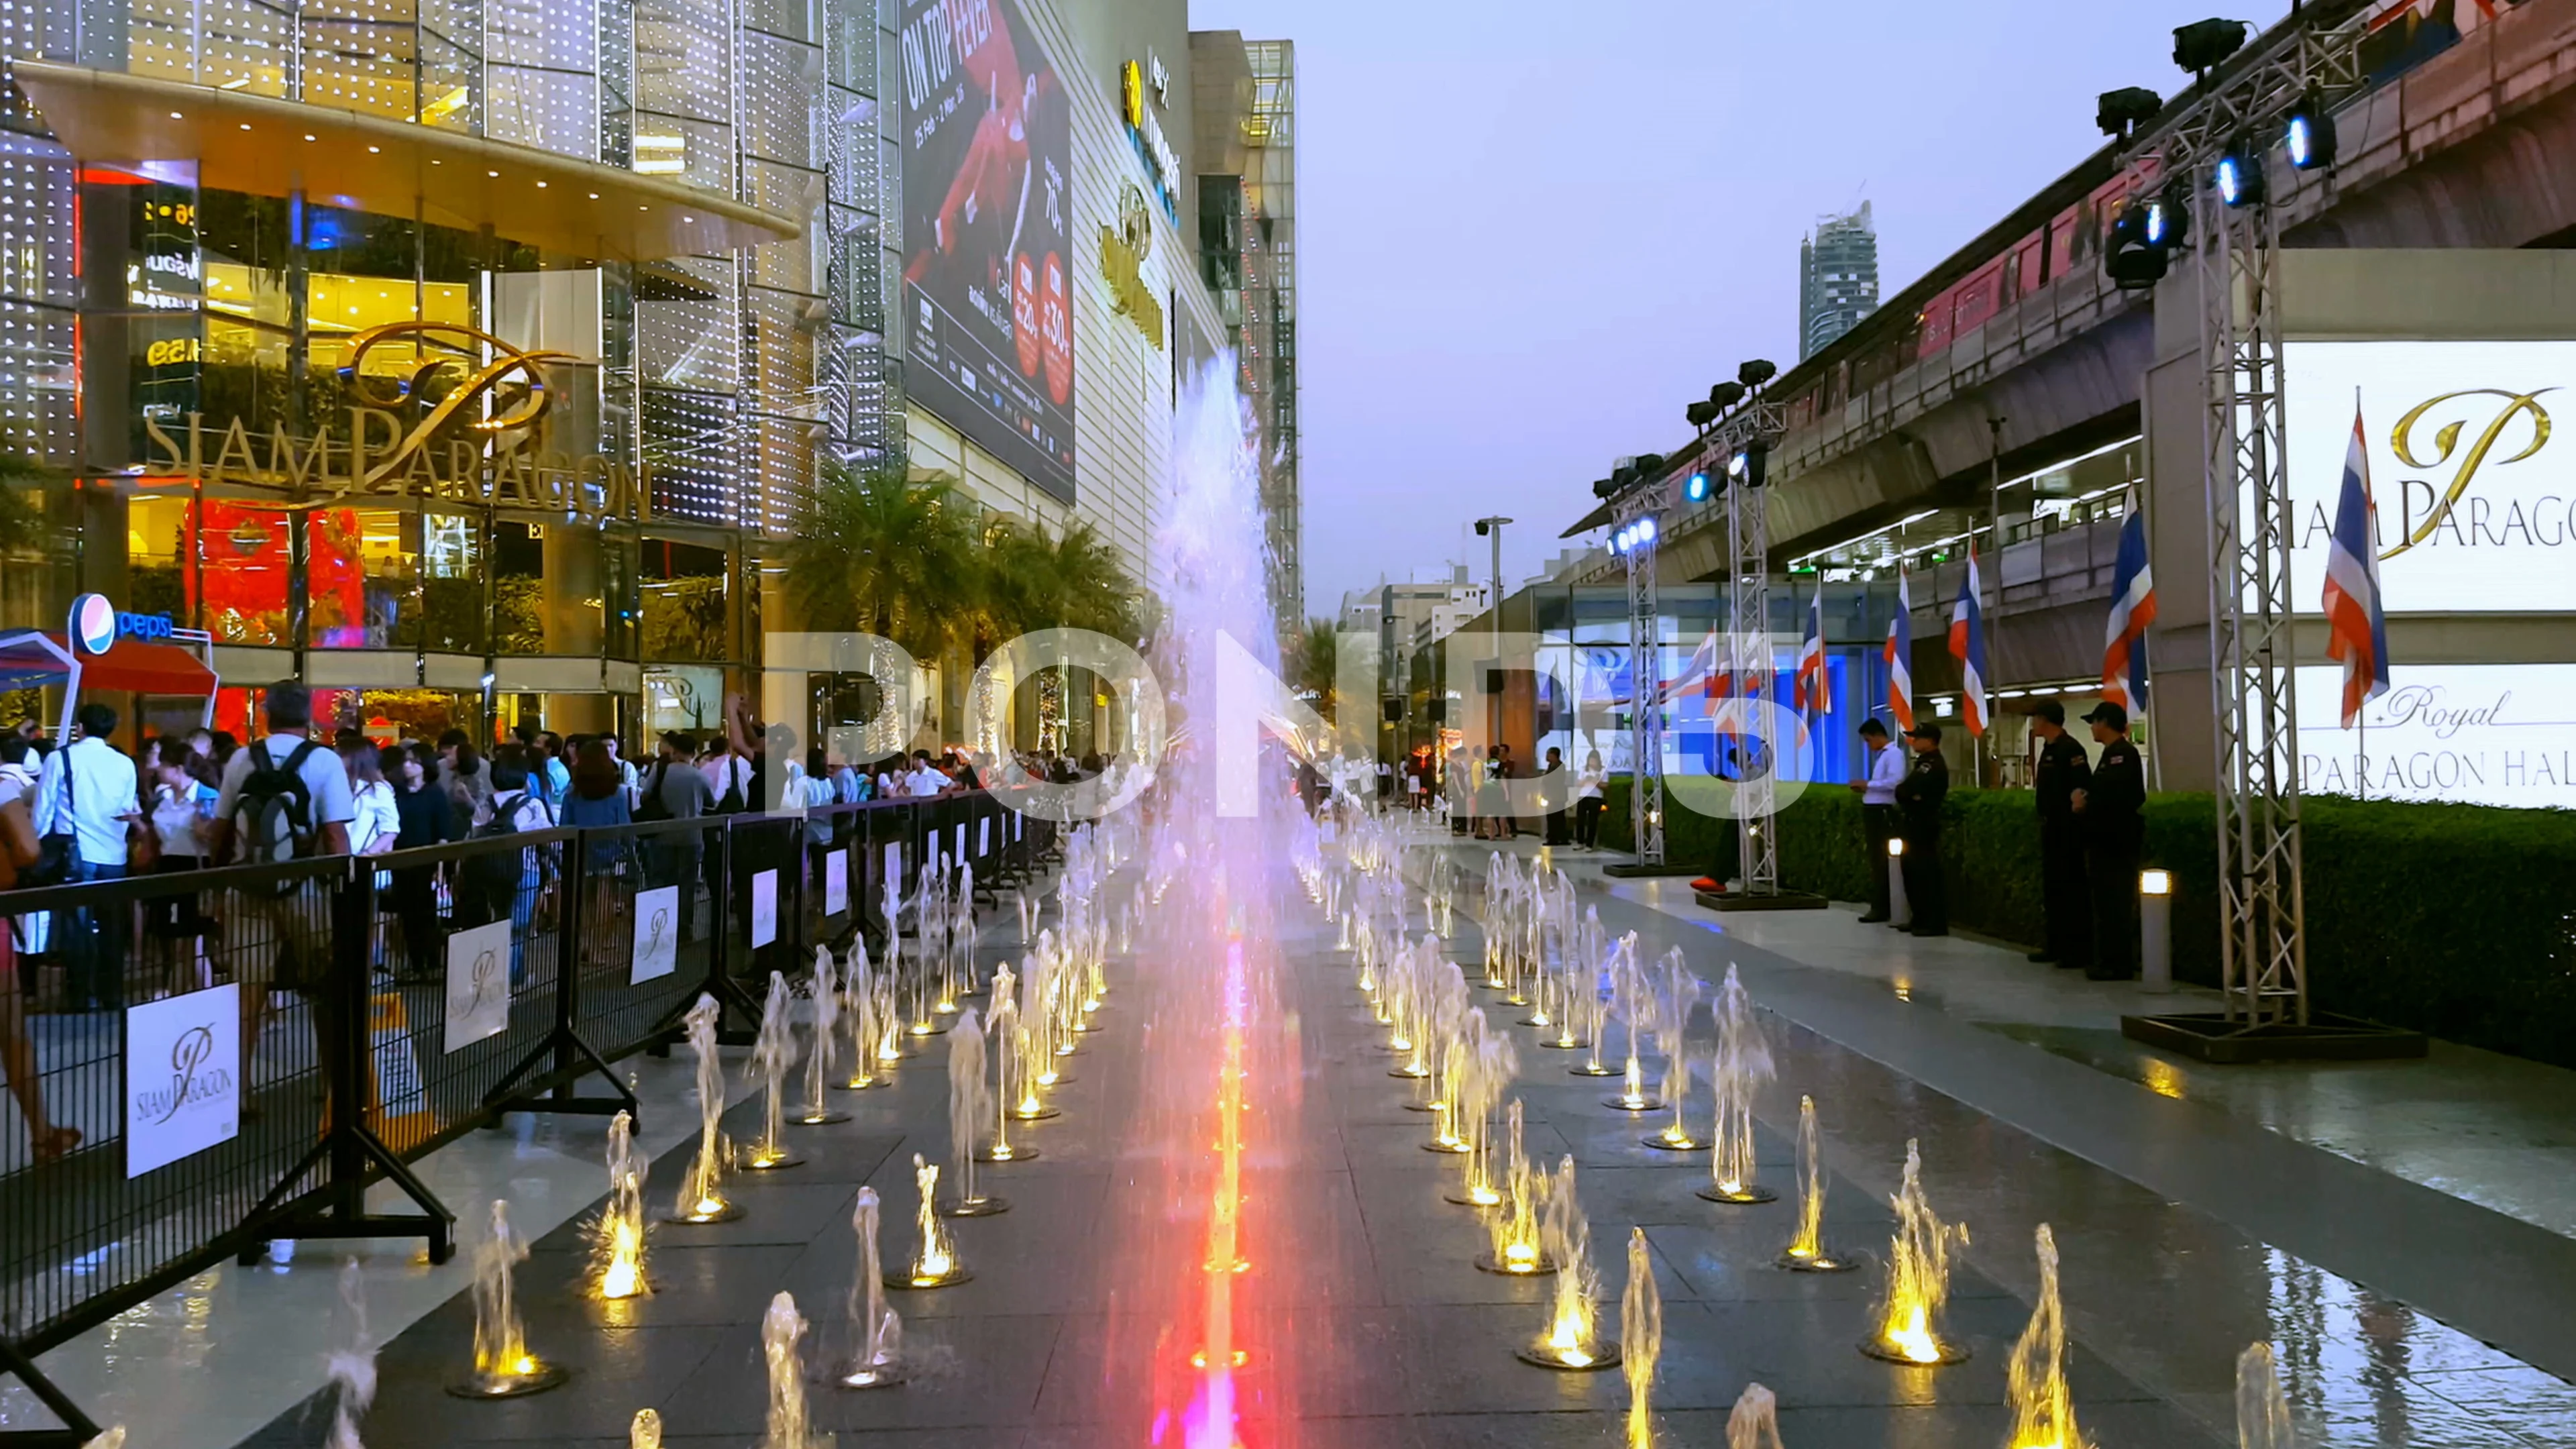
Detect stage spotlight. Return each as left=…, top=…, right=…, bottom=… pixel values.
left=2145, top=180, right=2190, bottom=249
left=1728, top=441, right=1769, bottom=488
left=1684, top=472, right=1711, bottom=503
left=1710, top=380, right=1747, bottom=411
left=1592, top=478, right=1619, bottom=499
left=2214, top=136, right=2265, bottom=207
left=2172, top=18, right=2248, bottom=78
left=1736, top=359, right=1777, bottom=391
left=2096, top=87, right=2161, bottom=140
left=2104, top=204, right=2173, bottom=290
left=1686, top=399, right=1719, bottom=429
left=2284, top=92, right=2337, bottom=170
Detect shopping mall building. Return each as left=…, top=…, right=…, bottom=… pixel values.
left=0, top=0, right=1297, bottom=745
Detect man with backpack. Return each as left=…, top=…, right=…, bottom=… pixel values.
left=32, top=703, right=143, bottom=1011
left=464, top=746, right=556, bottom=985
left=207, top=683, right=354, bottom=1075
left=639, top=733, right=714, bottom=939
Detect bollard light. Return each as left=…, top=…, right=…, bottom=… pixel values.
left=1886, top=837, right=1904, bottom=857
left=2139, top=869, right=2174, bottom=992
left=1883, top=835, right=1911, bottom=928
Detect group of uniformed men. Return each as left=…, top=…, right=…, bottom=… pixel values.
left=1851, top=699, right=2147, bottom=979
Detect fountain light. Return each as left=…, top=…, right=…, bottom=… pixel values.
left=839, top=1187, right=906, bottom=1388
left=668, top=996, right=742, bottom=1224
left=1472, top=1101, right=1556, bottom=1273
left=1778, top=1096, right=1854, bottom=1271
left=447, top=1200, right=567, bottom=1398
left=888, top=1153, right=971, bottom=1288
left=2002, top=1225, right=2083, bottom=1449
left=1621, top=1227, right=1662, bottom=1448
left=1860, top=1139, right=1970, bottom=1366
left=742, top=973, right=804, bottom=1171
left=1519, top=1157, right=1621, bottom=1371
left=1699, top=965, right=1776, bottom=1203
left=797, top=948, right=850, bottom=1124
left=592, top=1111, right=651, bottom=1299
left=842, top=943, right=891, bottom=1089
left=943, top=1007, right=1010, bottom=1215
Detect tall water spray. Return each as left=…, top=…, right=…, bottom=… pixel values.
left=450, top=1199, right=564, bottom=1396
left=594, top=1109, right=649, bottom=1298
left=1621, top=1226, right=1662, bottom=1449
left=840, top=1187, right=904, bottom=1388
left=1779, top=1095, right=1851, bottom=1271
left=800, top=947, right=849, bottom=1124
left=1865, top=1139, right=1969, bottom=1365
left=672, top=995, right=738, bottom=1223
left=943, top=1006, right=1006, bottom=1213
left=2236, top=1342, right=2295, bottom=1449
left=760, top=1292, right=828, bottom=1449
left=1727, top=1384, right=1784, bottom=1449
left=323, top=1259, right=376, bottom=1449
left=2003, top=1224, right=2086, bottom=1449
left=744, top=971, right=802, bottom=1169
left=1700, top=965, right=1776, bottom=1203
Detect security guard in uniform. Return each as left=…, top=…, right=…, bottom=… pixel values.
left=1894, top=722, right=1949, bottom=936
left=2076, top=702, right=2147, bottom=979
left=2029, top=700, right=2092, bottom=969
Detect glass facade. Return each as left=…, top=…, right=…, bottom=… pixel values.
left=0, top=0, right=900, bottom=735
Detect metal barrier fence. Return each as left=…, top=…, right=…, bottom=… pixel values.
left=0, top=788, right=1052, bottom=1442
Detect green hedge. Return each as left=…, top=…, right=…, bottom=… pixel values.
left=1596, top=778, right=2576, bottom=1069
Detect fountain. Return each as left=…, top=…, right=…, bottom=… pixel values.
left=1778, top=1096, right=1852, bottom=1271
left=1474, top=1099, right=1554, bottom=1273
left=1698, top=965, right=1776, bottom=1203
left=668, top=995, right=741, bottom=1223
left=1861, top=1139, right=1970, bottom=1365
left=841, top=941, right=889, bottom=1090
left=629, top=1409, right=662, bottom=1448
left=1570, top=926, right=1623, bottom=1077
left=593, top=1110, right=650, bottom=1299
left=2002, top=1224, right=2085, bottom=1449
left=2236, top=1342, right=2294, bottom=1449
left=1642, top=975, right=1704, bottom=1150
left=743, top=972, right=804, bottom=1170
left=78, top=1432, right=123, bottom=1449
left=887, top=1152, right=970, bottom=1288
left=447, top=1199, right=566, bottom=1397
left=1518, top=1157, right=1619, bottom=1371
left=1621, top=1226, right=1662, bottom=1449
left=1605, top=945, right=1667, bottom=1110
left=983, top=966, right=1042, bottom=1158
left=1727, top=1384, right=1784, bottom=1449
left=760, top=1291, right=831, bottom=1449
left=323, top=1260, right=376, bottom=1449
left=941, top=1007, right=1008, bottom=1214
left=799, top=948, right=850, bottom=1124
left=839, top=1187, right=905, bottom=1389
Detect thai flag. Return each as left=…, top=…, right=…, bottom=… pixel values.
left=1948, top=544, right=1988, bottom=737
left=1793, top=580, right=1827, bottom=718
left=1886, top=566, right=1914, bottom=731
left=2322, top=402, right=2392, bottom=728
left=2102, top=508, right=2156, bottom=711
left=1660, top=626, right=1723, bottom=706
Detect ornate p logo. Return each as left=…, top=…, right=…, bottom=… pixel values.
left=340, top=320, right=578, bottom=489
left=2385, top=388, right=2555, bottom=560
left=160, top=1024, right=217, bottom=1124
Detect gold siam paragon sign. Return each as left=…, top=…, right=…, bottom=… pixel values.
left=144, top=320, right=650, bottom=523
left=2383, top=388, right=2553, bottom=561
left=1099, top=183, right=1163, bottom=348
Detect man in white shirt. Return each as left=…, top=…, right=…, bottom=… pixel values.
left=1851, top=717, right=1907, bottom=923
left=205, top=683, right=356, bottom=1068
left=903, top=750, right=953, bottom=799
left=35, top=704, right=142, bottom=1009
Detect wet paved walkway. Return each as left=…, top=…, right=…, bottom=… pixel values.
left=34, top=824, right=2572, bottom=1448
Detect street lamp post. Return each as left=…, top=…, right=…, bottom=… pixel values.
left=1473, top=516, right=1511, bottom=771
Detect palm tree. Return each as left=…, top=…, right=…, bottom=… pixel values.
left=782, top=462, right=983, bottom=661
left=1288, top=616, right=1338, bottom=720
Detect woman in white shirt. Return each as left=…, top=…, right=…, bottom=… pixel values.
left=347, top=745, right=402, bottom=856
left=1572, top=749, right=1607, bottom=849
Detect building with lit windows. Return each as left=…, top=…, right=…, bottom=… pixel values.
left=0, top=0, right=1287, bottom=743
left=1191, top=30, right=1297, bottom=629
left=1798, top=201, right=1878, bottom=361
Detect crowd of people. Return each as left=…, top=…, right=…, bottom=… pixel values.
left=0, top=683, right=1030, bottom=1167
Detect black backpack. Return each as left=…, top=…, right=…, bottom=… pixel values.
left=635, top=761, right=672, bottom=823
left=710, top=755, right=746, bottom=814
left=235, top=741, right=321, bottom=880
left=466, top=791, right=552, bottom=903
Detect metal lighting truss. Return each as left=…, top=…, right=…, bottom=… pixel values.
left=1713, top=402, right=1787, bottom=897
left=1611, top=484, right=1670, bottom=867
left=2125, top=9, right=2371, bottom=1028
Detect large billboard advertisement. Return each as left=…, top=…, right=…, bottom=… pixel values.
left=2285, top=341, right=2573, bottom=614
left=898, top=0, right=1076, bottom=503
left=2298, top=663, right=2576, bottom=809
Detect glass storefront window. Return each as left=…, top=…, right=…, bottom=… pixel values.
left=604, top=529, right=639, bottom=659
left=199, top=500, right=292, bottom=645
left=641, top=537, right=728, bottom=663
left=494, top=521, right=546, bottom=655
left=310, top=506, right=417, bottom=649
left=125, top=488, right=193, bottom=623
left=421, top=510, right=484, bottom=655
